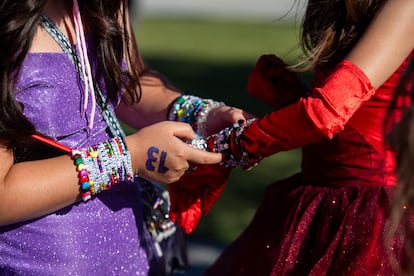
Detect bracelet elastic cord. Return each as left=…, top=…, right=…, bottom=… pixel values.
left=71, top=137, right=134, bottom=201
left=168, top=95, right=225, bottom=137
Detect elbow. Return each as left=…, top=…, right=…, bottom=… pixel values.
left=304, top=99, right=348, bottom=140
left=317, top=118, right=346, bottom=139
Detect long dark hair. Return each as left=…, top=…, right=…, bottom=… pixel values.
left=0, top=0, right=142, bottom=149
left=299, top=0, right=385, bottom=70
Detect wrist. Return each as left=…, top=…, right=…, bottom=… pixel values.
left=207, top=118, right=259, bottom=169
left=71, top=137, right=134, bottom=201
left=167, top=94, right=225, bottom=137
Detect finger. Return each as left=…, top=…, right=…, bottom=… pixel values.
left=218, top=107, right=249, bottom=124
left=243, top=111, right=257, bottom=120
left=170, top=122, right=197, bottom=140
left=186, top=147, right=223, bottom=164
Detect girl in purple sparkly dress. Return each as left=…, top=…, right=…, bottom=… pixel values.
left=0, top=0, right=248, bottom=275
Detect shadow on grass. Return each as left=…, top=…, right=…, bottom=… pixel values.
left=144, top=55, right=307, bottom=243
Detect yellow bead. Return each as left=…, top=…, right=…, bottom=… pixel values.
left=177, top=109, right=184, bottom=117
left=89, top=150, right=98, bottom=158
left=77, top=164, right=87, bottom=171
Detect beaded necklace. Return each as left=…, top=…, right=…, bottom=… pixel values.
left=39, top=13, right=125, bottom=138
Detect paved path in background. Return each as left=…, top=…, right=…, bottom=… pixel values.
left=138, top=0, right=303, bottom=20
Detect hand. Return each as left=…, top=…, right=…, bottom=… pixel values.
left=125, top=121, right=222, bottom=184
left=204, top=105, right=255, bottom=136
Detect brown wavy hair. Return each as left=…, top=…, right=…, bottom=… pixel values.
left=299, top=0, right=385, bottom=70
left=0, top=0, right=142, bottom=148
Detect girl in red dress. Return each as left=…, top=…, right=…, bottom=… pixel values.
left=170, top=0, right=414, bottom=275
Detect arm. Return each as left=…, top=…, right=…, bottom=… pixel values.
left=346, top=0, right=414, bottom=88
left=0, top=146, right=80, bottom=226
left=116, top=65, right=251, bottom=135
left=116, top=70, right=181, bottom=129
left=115, top=3, right=181, bottom=129
left=0, top=121, right=222, bottom=227
left=210, top=0, right=414, bottom=166
left=116, top=5, right=250, bottom=134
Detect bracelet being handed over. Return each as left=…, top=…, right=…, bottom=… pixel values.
left=168, top=95, right=225, bottom=137
left=205, top=118, right=260, bottom=169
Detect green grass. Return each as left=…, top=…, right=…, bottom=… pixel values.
left=136, top=17, right=302, bottom=64
left=134, top=17, right=303, bottom=244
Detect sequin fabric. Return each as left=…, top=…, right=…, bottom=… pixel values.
left=205, top=53, right=414, bottom=276
left=0, top=52, right=151, bottom=275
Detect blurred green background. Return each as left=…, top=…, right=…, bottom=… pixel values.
left=134, top=17, right=305, bottom=245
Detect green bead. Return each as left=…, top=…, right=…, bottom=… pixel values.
left=75, top=157, right=84, bottom=165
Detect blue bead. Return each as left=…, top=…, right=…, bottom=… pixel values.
left=81, top=182, right=91, bottom=190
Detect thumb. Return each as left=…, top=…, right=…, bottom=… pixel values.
left=170, top=122, right=197, bottom=140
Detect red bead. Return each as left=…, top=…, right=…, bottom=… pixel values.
left=79, top=175, right=89, bottom=183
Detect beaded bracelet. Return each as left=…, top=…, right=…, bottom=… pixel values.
left=168, top=95, right=225, bottom=137
left=71, top=137, right=134, bottom=201
left=206, top=119, right=259, bottom=169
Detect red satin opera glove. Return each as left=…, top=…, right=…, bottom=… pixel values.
left=247, top=54, right=307, bottom=109
left=226, top=60, right=375, bottom=167
left=169, top=164, right=232, bottom=234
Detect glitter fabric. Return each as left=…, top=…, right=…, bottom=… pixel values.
left=0, top=52, right=151, bottom=274
left=205, top=52, right=414, bottom=276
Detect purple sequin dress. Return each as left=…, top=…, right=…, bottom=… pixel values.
left=0, top=52, right=154, bottom=275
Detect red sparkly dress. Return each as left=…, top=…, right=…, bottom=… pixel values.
left=204, top=52, right=413, bottom=276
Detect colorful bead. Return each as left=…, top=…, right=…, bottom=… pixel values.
left=79, top=175, right=89, bottom=183
left=81, top=191, right=92, bottom=202
left=207, top=118, right=258, bottom=169
left=71, top=137, right=134, bottom=202
left=81, top=182, right=90, bottom=190
left=77, top=163, right=87, bottom=171
left=168, top=95, right=225, bottom=137
left=89, top=150, right=98, bottom=158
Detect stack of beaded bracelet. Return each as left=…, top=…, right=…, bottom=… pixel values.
left=71, top=137, right=134, bottom=201
left=206, top=119, right=259, bottom=169
left=168, top=95, right=225, bottom=137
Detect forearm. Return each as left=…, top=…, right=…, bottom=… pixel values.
left=207, top=60, right=377, bottom=168
left=0, top=155, right=80, bottom=226
left=117, top=70, right=181, bottom=129
left=0, top=136, right=134, bottom=227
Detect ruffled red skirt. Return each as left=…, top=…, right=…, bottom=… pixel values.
left=205, top=174, right=403, bottom=276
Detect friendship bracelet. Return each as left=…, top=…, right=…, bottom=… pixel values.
left=71, top=137, right=134, bottom=201
left=168, top=95, right=225, bottom=137
left=206, top=119, right=259, bottom=169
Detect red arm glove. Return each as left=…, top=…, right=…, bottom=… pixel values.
left=214, top=60, right=376, bottom=167
left=247, top=54, right=308, bottom=109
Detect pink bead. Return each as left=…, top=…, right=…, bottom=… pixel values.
left=82, top=191, right=91, bottom=202
left=78, top=170, right=88, bottom=177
